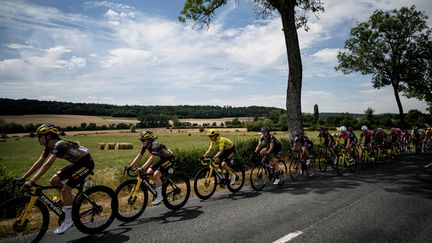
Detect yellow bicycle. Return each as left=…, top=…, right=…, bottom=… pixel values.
left=194, top=157, right=245, bottom=200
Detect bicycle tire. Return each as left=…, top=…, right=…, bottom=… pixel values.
left=336, top=155, right=345, bottom=176
left=72, top=185, right=118, bottom=234
left=306, top=157, right=315, bottom=176
left=162, top=173, right=190, bottom=210
left=275, top=159, right=288, bottom=185
left=227, top=163, right=245, bottom=193
left=359, top=151, right=367, bottom=170
left=318, top=153, right=328, bottom=172
left=0, top=196, right=49, bottom=243
left=115, top=179, right=149, bottom=222
left=289, top=159, right=301, bottom=181
left=193, top=167, right=217, bottom=200
left=249, top=163, right=267, bottom=191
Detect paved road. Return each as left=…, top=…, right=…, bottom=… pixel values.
left=5, top=153, right=432, bottom=243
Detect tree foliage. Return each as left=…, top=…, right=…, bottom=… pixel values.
left=179, top=0, right=324, bottom=138
left=336, top=5, right=432, bottom=124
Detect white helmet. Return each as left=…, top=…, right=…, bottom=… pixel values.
left=361, top=125, right=368, bottom=131
left=340, top=126, right=347, bottom=132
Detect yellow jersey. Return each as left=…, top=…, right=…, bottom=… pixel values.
left=209, top=136, right=234, bottom=151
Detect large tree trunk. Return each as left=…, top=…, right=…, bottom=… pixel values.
left=391, top=81, right=405, bottom=126
left=277, top=1, right=303, bottom=139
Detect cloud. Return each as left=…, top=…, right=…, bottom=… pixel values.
left=101, top=48, right=154, bottom=68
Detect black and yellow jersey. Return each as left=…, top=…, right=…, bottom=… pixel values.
left=43, top=140, right=89, bottom=163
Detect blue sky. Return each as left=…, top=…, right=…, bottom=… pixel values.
left=0, top=0, right=431, bottom=114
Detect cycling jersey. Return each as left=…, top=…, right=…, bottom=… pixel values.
left=140, top=141, right=173, bottom=159
left=319, top=131, right=335, bottom=147
left=293, top=135, right=313, bottom=151
left=374, top=131, right=387, bottom=144
left=259, top=134, right=282, bottom=154
left=43, top=140, right=89, bottom=163
left=360, top=130, right=374, bottom=145
left=209, top=136, right=234, bottom=151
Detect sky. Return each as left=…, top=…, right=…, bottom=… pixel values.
left=0, top=0, right=431, bottom=114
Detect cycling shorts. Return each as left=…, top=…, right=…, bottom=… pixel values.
left=151, top=155, right=175, bottom=174
left=56, top=154, right=94, bottom=188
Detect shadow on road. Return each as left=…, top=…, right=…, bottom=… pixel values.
left=66, top=228, right=131, bottom=243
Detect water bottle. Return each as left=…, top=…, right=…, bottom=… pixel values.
left=268, top=166, right=274, bottom=175
left=52, top=196, right=63, bottom=207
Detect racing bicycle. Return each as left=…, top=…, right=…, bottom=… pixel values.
left=249, top=154, right=287, bottom=191
left=0, top=177, right=118, bottom=243
left=115, top=167, right=190, bottom=222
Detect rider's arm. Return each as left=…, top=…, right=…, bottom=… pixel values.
left=141, top=155, right=158, bottom=171
left=29, top=154, right=57, bottom=183
left=255, top=140, right=262, bottom=153
left=203, top=143, right=213, bottom=158
left=267, top=142, right=274, bottom=154
left=22, top=153, right=47, bottom=180
left=129, top=151, right=144, bottom=168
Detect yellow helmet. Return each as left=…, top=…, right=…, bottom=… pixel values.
left=139, top=130, right=155, bottom=140
left=207, top=129, right=220, bottom=136
left=36, top=124, right=59, bottom=136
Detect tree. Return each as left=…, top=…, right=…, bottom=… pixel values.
left=336, top=6, right=432, bottom=126
left=179, top=0, right=324, bottom=138
left=313, top=104, right=319, bottom=124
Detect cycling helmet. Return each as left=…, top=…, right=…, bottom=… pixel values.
left=396, top=128, right=401, bottom=132
left=391, top=127, right=396, bottom=132
left=36, top=124, right=59, bottom=136
left=293, top=129, right=303, bottom=136
left=207, top=129, right=220, bottom=136
left=376, top=127, right=383, bottom=132
left=347, top=127, right=353, bottom=132
left=261, top=126, right=270, bottom=133
left=361, top=125, right=368, bottom=131
left=139, top=130, right=155, bottom=140
left=340, top=126, right=347, bottom=132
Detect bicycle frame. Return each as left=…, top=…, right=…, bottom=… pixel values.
left=200, top=158, right=225, bottom=183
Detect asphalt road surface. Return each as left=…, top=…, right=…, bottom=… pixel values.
left=4, top=153, right=432, bottom=243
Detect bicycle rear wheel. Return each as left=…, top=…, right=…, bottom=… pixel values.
left=250, top=163, right=267, bottom=191
left=318, top=153, right=328, bottom=172
left=275, top=159, right=288, bottom=185
left=336, top=155, right=345, bottom=176
left=115, top=179, right=148, bottom=222
left=289, top=159, right=301, bottom=181
left=0, top=196, right=49, bottom=243
left=306, top=157, right=315, bottom=176
left=227, top=163, right=245, bottom=193
left=73, top=185, right=118, bottom=234
left=194, top=167, right=217, bottom=200
left=162, top=173, right=190, bottom=210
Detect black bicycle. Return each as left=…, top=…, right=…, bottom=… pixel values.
left=249, top=154, right=287, bottom=191
left=115, top=167, right=190, bottom=222
left=0, top=177, right=118, bottom=243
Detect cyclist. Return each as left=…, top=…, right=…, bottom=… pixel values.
left=127, top=130, right=174, bottom=205
left=203, top=129, right=237, bottom=185
left=359, top=125, right=374, bottom=147
left=317, top=126, right=337, bottom=163
left=255, top=126, right=282, bottom=184
left=292, top=129, right=313, bottom=174
left=335, top=126, right=352, bottom=149
left=19, top=124, right=94, bottom=234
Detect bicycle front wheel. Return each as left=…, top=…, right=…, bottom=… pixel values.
left=115, top=179, right=149, bottom=222
left=289, top=159, right=301, bottom=181
left=250, top=163, right=267, bottom=191
left=73, top=185, right=118, bottom=234
left=336, top=155, right=345, bottom=176
left=194, top=167, right=217, bottom=200
left=0, top=196, right=49, bottom=243
left=318, top=153, right=328, bottom=172
left=162, top=173, right=190, bottom=210
left=227, top=164, right=245, bottom=193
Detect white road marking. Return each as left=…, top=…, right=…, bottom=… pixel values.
left=425, top=163, right=432, bottom=168
left=272, top=231, right=303, bottom=243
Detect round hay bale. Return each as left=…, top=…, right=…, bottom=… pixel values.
left=116, top=143, right=134, bottom=149
left=106, top=143, right=116, bottom=150
left=97, top=143, right=106, bottom=150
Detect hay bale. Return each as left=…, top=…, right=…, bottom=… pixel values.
left=116, top=143, right=134, bottom=149
left=106, top=143, right=116, bottom=150
left=97, top=143, right=106, bottom=150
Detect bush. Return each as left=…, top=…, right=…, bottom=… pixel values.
left=0, top=164, right=20, bottom=202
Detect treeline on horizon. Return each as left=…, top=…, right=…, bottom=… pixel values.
left=0, top=98, right=280, bottom=118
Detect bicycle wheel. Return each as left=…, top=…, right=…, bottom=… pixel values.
left=336, top=155, right=345, bottom=176
left=115, top=179, right=149, bottom=222
left=359, top=151, right=367, bottom=170
left=193, top=167, right=217, bottom=200
left=306, top=157, right=315, bottom=176
left=249, top=163, right=267, bottom=191
left=0, top=196, right=49, bottom=243
left=289, top=159, right=301, bottom=181
left=227, top=163, right=245, bottom=193
left=162, top=173, right=190, bottom=210
left=72, top=185, right=118, bottom=234
left=318, top=153, right=328, bottom=172
left=275, top=159, right=288, bottom=185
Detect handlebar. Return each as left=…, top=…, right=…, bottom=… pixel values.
left=124, top=166, right=153, bottom=178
